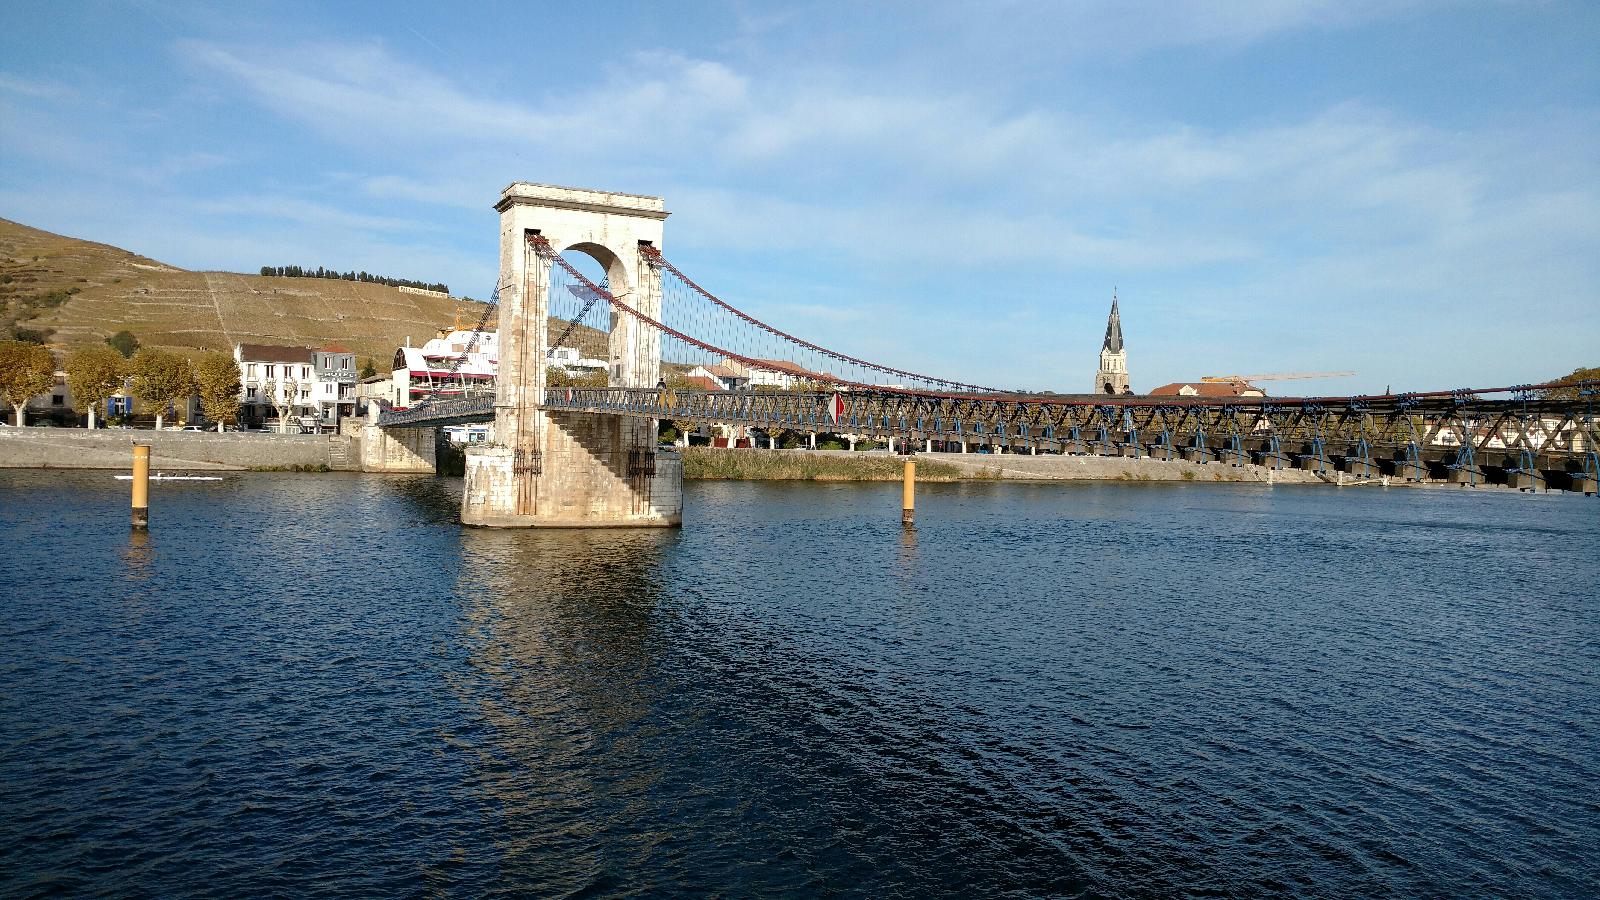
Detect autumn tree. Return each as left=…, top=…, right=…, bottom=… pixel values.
left=193, top=351, right=241, bottom=432
left=64, top=344, right=126, bottom=429
left=105, top=330, right=140, bottom=358
left=0, top=340, right=56, bottom=426
left=547, top=366, right=608, bottom=388
left=1542, top=366, right=1600, bottom=400
left=130, top=348, right=195, bottom=430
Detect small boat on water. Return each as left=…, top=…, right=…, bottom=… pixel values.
left=114, top=473, right=225, bottom=482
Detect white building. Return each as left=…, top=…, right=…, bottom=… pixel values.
left=548, top=346, right=607, bottom=376
left=391, top=329, right=498, bottom=408
left=235, top=343, right=358, bottom=429
left=236, top=343, right=315, bottom=427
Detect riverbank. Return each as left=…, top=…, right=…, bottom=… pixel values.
left=0, top=431, right=1334, bottom=484
left=683, top=448, right=1328, bottom=484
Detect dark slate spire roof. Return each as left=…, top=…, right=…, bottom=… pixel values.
left=1102, top=291, right=1124, bottom=353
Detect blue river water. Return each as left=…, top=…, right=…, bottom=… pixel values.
left=1, top=470, right=1597, bottom=898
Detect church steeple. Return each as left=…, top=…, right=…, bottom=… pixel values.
left=1102, top=290, right=1124, bottom=354
left=1094, top=289, right=1130, bottom=395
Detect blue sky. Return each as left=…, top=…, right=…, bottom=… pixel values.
left=1, top=0, right=1596, bottom=394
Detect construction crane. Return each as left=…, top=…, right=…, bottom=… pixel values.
left=1201, top=371, right=1356, bottom=383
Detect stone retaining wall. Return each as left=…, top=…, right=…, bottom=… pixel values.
left=0, top=428, right=360, bottom=471
left=792, top=449, right=1328, bottom=483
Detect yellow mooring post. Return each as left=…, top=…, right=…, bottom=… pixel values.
left=901, top=456, right=916, bottom=528
left=131, top=444, right=150, bottom=530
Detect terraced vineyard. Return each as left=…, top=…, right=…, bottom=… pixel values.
left=0, top=217, right=486, bottom=361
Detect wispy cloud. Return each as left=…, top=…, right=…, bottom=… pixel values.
left=178, top=40, right=1512, bottom=267
left=2, top=1, right=1592, bottom=391
left=0, top=73, right=76, bottom=99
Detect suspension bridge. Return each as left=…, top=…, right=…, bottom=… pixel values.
left=366, top=182, right=1599, bottom=526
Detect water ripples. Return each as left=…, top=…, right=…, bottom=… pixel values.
left=1, top=472, right=1597, bottom=897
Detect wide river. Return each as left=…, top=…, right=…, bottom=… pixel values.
left=1, top=470, right=1596, bottom=897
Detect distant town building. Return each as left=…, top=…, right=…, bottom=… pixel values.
left=443, top=423, right=493, bottom=445
left=1149, top=381, right=1267, bottom=398
left=685, top=357, right=825, bottom=390
left=357, top=373, right=394, bottom=405
left=684, top=362, right=744, bottom=390
left=22, top=369, right=73, bottom=424
left=676, top=374, right=725, bottom=391
left=548, top=346, right=607, bottom=376
left=1095, top=292, right=1131, bottom=395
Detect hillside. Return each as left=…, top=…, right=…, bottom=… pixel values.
left=0, top=217, right=486, bottom=362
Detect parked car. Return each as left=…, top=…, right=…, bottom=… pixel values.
left=180, top=425, right=206, bottom=432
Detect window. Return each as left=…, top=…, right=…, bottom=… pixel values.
left=300, top=389, right=310, bottom=400
left=265, top=364, right=275, bottom=378
left=246, top=387, right=257, bottom=399
left=301, top=366, right=310, bottom=380
left=52, top=394, right=63, bottom=406
left=248, top=363, right=258, bottom=377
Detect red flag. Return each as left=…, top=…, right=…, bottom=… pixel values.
left=828, top=392, right=845, bottom=424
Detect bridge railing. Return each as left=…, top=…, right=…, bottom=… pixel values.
left=378, top=396, right=496, bottom=427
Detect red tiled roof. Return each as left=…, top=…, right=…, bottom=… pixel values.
left=1149, top=381, right=1266, bottom=397
left=753, top=358, right=823, bottom=378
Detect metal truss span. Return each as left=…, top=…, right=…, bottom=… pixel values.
left=540, top=385, right=1600, bottom=491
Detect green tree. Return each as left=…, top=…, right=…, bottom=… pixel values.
left=105, top=330, right=140, bottom=358
left=1543, top=366, right=1600, bottom=400
left=193, top=351, right=241, bottom=433
left=130, top=348, right=194, bottom=430
left=0, top=340, right=56, bottom=426
left=65, top=343, right=126, bottom=428
left=359, top=357, right=378, bottom=379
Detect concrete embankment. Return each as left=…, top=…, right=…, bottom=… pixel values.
left=0, top=428, right=358, bottom=471
left=912, top=451, right=1327, bottom=483
left=683, top=448, right=1328, bottom=483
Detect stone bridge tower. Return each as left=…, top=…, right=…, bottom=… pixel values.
left=1095, top=292, right=1130, bottom=395
left=460, top=183, right=683, bottom=527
